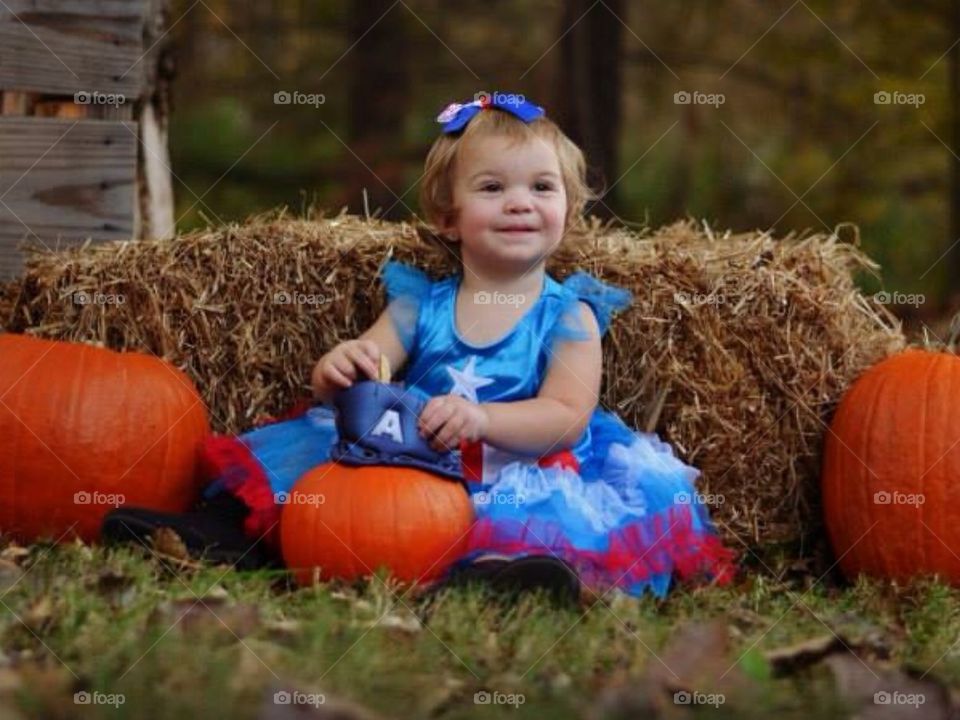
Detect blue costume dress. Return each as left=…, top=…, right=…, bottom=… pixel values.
left=200, top=261, right=734, bottom=598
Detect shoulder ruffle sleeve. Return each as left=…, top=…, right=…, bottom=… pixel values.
left=380, top=260, right=432, bottom=353
left=550, top=271, right=633, bottom=344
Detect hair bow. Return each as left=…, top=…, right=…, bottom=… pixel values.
left=435, top=92, right=545, bottom=133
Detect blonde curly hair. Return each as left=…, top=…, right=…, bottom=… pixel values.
left=419, top=107, right=594, bottom=239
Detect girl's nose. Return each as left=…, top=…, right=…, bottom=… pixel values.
left=503, top=190, right=534, bottom=213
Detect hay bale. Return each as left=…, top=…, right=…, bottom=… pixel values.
left=3, top=210, right=905, bottom=548
left=0, top=285, right=15, bottom=331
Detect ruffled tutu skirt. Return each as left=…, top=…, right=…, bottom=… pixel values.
left=460, top=408, right=735, bottom=598
left=199, top=403, right=735, bottom=597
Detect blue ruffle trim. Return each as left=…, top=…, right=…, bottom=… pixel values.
left=464, top=431, right=726, bottom=598
left=381, top=261, right=631, bottom=351
left=203, top=406, right=338, bottom=499
left=551, top=271, right=632, bottom=344
left=473, top=431, right=702, bottom=531
left=381, top=260, right=433, bottom=353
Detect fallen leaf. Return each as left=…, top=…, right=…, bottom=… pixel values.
left=22, top=597, right=54, bottom=634
left=765, top=635, right=845, bottom=675
left=825, top=653, right=951, bottom=719
left=257, top=682, right=386, bottom=719
left=0, top=545, right=30, bottom=566
left=264, top=619, right=302, bottom=645
left=150, top=527, right=190, bottom=561
left=147, top=597, right=261, bottom=644
left=369, top=612, right=420, bottom=634
left=589, top=619, right=760, bottom=719
left=647, top=619, right=747, bottom=696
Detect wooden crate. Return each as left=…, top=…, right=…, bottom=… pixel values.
left=0, top=0, right=172, bottom=279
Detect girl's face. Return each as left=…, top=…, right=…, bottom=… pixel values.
left=444, top=133, right=567, bottom=273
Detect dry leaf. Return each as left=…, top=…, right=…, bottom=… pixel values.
left=590, top=619, right=757, bottom=720
left=825, top=654, right=951, bottom=719
left=150, top=527, right=190, bottom=561
left=765, top=635, right=845, bottom=675
left=0, top=545, right=30, bottom=565
left=148, top=597, right=261, bottom=643
left=22, top=597, right=53, bottom=634
left=370, top=612, right=421, bottom=633
left=257, top=682, right=385, bottom=720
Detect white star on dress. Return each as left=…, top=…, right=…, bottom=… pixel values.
left=445, top=355, right=494, bottom=403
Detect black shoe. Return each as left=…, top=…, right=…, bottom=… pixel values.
left=440, top=554, right=581, bottom=605
left=100, top=492, right=276, bottom=570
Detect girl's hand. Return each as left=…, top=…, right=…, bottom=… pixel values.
left=311, top=339, right=381, bottom=397
left=418, top=394, right=490, bottom=452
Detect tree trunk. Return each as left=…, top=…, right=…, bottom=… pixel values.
left=556, top=0, right=624, bottom=218
left=336, top=0, right=411, bottom=220
left=135, top=0, right=175, bottom=240
left=950, top=0, right=960, bottom=294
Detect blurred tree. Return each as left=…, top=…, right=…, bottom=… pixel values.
left=556, top=0, right=624, bottom=218
left=950, top=0, right=960, bottom=287
left=337, top=0, right=412, bottom=219
left=160, top=0, right=957, bottom=313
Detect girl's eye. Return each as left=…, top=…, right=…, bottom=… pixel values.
left=480, top=182, right=501, bottom=192
left=534, top=182, right=555, bottom=192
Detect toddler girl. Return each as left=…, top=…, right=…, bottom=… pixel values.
left=103, top=94, right=735, bottom=599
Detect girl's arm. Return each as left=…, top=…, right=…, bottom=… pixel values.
left=311, top=304, right=410, bottom=404
left=481, top=302, right=602, bottom=455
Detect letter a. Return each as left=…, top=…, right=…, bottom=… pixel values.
left=371, top=409, right=403, bottom=443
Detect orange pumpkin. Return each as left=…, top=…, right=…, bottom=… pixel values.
left=281, top=463, right=475, bottom=585
left=0, top=333, right=210, bottom=542
left=823, top=348, right=960, bottom=582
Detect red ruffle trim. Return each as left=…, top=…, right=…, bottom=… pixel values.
left=198, top=436, right=283, bottom=553
left=465, top=503, right=737, bottom=593
left=197, top=397, right=316, bottom=552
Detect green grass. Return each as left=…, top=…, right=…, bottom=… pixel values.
left=1, top=542, right=958, bottom=718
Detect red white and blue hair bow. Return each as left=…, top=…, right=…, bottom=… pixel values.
left=435, top=92, right=545, bottom=133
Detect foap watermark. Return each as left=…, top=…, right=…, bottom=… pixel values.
left=874, top=90, right=925, bottom=108
left=874, top=691, right=925, bottom=708
left=674, top=291, right=725, bottom=307
left=674, top=90, right=725, bottom=108
left=874, top=291, right=925, bottom=308
left=475, top=90, right=525, bottom=107
left=674, top=690, right=725, bottom=708
left=473, top=290, right=526, bottom=308
left=274, top=491, right=325, bottom=507
left=74, top=691, right=125, bottom=708
left=473, top=491, right=526, bottom=507
left=474, top=690, right=525, bottom=708
left=675, top=491, right=725, bottom=507
left=74, top=91, right=126, bottom=107
left=274, top=690, right=325, bottom=708
left=874, top=491, right=925, bottom=507
left=274, top=90, right=326, bottom=108
left=74, top=491, right=124, bottom=508
left=274, top=290, right=332, bottom=306
left=72, top=291, right=125, bottom=306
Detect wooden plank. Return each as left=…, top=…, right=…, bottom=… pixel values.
left=33, top=99, right=89, bottom=118
left=0, top=118, right=136, bottom=280
left=0, top=1, right=149, bottom=97
left=1, top=91, right=33, bottom=115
